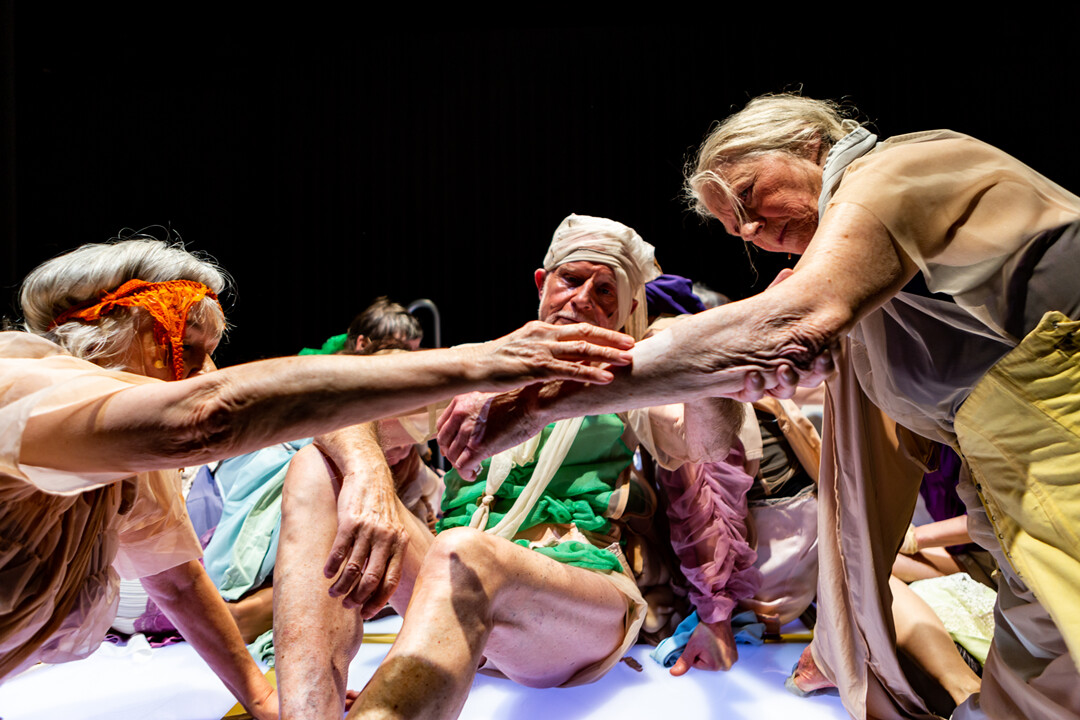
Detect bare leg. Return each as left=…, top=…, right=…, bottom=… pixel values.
left=890, top=576, right=981, bottom=707
left=275, top=446, right=433, bottom=720
left=350, top=527, right=630, bottom=720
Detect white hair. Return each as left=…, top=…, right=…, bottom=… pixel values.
left=20, top=236, right=229, bottom=366
left=685, top=93, right=862, bottom=222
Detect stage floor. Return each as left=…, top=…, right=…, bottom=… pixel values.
left=0, top=616, right=848, bottom=719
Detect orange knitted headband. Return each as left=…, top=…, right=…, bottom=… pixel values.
left=50, top=279, right=221, bottom=381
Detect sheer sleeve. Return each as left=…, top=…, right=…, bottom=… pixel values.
left=656, top=442, right=760, bottom=624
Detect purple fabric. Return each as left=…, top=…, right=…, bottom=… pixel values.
left=919, top=444, right=976, bottom=555
left=656, top=443, right=761, bottom=624
left=645, top=274, right=706, bottom=317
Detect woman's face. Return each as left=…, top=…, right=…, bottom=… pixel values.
left=125, top=321, right=220, bottom=381
left=707, top=152, right=823, bottom=255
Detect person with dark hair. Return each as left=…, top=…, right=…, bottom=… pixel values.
left=347, top=297, right=423, bottom=352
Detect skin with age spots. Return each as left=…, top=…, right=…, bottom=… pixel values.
left=707, top=152, right=823, bottom=255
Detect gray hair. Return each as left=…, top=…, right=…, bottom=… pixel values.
left=20, top=236, right=229, bottom=366
left=685, top=93, right=861, bottom=221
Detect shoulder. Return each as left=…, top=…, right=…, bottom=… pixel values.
left=0, top=331, right=71, bottom=359
left=847, top=130, right=1008, bottom=183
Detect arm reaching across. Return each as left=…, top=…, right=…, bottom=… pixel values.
left=20, top=320, right=634, bottom=476
left=440, top=205, right=915, bottom=477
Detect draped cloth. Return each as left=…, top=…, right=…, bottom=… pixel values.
left=0, top=333, right=201, bottom=681
left=811, top=128, right=1080, bottom=718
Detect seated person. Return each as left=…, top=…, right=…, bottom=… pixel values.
left=115, top=301, right=440, bottom=646
left=299, top=296, right=423, bottom=355
left=273, top=214, right=744, bottom=719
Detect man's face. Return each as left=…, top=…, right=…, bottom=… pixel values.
left=535, top=260, right=621, bottom=330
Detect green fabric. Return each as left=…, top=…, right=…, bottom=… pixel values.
left=298, top=333, right=349, bottom=356
left=514, top=539, right=624, bottom=573
left=247, top=628, right=275, bottom=666
left=439, top=414, right=635, bottom=571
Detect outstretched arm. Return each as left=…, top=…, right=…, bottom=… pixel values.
left=20, top=321, right=634, bottom=476
left=440, top=205, right=916, bottom=476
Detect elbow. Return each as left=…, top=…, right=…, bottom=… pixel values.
left=141, top=560, right=200, bottom=606
left=159, top=377, right=248, bottom=464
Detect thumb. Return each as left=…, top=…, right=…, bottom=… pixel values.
left=669, top=654, right=692, bottom=677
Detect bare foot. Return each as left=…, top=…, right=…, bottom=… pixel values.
left=785, top=645, right=836, bottom=697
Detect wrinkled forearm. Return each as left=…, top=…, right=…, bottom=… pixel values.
left=914, top=515, right=972, bottom=549
left=22, top=345, right=500, bottom=474
left=314, top=422, right=384, bottom=478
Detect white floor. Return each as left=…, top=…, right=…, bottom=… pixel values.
left=0, top=616, right=849, bottom=720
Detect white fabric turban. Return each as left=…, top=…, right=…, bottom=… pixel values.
left=543, top=214, right=661, bottom=340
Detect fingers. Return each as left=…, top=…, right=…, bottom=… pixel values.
left=342, top=544, right=389, bottom=610
left=437, top=394, right=488, bottom=452
left=669, top=654, right=692, bottom=677
left=326, top=527, right=371, bottom=599
left=323, top=528, right=356, bottom=581
left=541, top=322, right=635, bottom=353
left=360, top=541, right=405, bottom=619
left=535, top=358, right=616, bottom=385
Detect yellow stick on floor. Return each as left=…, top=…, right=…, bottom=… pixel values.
left=223, top=668, right=276, bottom=719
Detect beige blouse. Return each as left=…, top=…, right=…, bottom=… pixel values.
left=0, top=333, right=201, bottom=679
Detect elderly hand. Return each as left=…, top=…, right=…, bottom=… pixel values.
left=478, top=321, right=633, bottom=390
left=670, top=620, right=738, bottom=676
left=437, top=387, right=549, bottom=480
left=324, top=459, right=409, bottom=618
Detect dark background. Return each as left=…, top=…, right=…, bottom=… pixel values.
left=3, top=9, right=1078, bottom=367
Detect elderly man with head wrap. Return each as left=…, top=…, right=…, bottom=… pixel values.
left=272, top=214, right=745, bottom=720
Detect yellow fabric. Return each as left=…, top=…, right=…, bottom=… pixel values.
left=955, top=311, right=1080, bottom=671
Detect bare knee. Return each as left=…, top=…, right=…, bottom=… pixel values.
left=281, top=445, right=336, bottom=522
left=415, top=528, right=503, bottom=629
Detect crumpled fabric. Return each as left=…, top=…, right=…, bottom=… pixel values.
left=908, top=573, right=996, bottom=665
left=203, top=440, right=312, bottom=601
left=655, top=443, right=760, bottom=625
left=0, top=332, right=201, bottom=680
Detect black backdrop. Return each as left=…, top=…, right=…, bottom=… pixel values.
left=4, top=10, right=1078, bottom=367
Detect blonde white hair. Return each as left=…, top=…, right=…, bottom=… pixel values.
left=20, top=236, right=228, bottom=367
left=685, top=93, right=861, bottom=223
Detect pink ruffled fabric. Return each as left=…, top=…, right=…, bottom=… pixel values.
left=657, top=443, right=761, bottom=624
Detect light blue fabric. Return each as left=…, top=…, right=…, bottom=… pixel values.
left=202, top=439, right=312, bottom=601
left=649, top=610, right=767, bottom=667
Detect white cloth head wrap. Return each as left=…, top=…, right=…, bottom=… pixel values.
left=543, top=213, right=661, bottom=340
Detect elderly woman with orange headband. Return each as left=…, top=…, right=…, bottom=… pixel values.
left=0, top=236, right=634, bottom=718
left=440, top=94, right=1080, bottom=720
